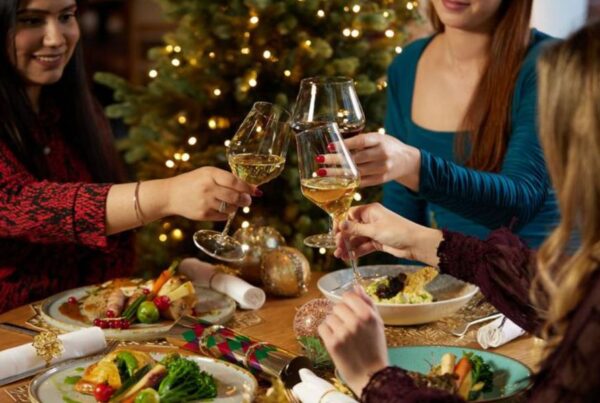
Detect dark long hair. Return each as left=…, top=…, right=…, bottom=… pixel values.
left=429, top=0, right=533, bottom=172
left=0, top=0, right=124, bottom=182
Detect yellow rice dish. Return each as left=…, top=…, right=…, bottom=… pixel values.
left=366, top=266, right=439, bottom=304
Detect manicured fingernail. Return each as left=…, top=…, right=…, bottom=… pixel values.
left=327, top=143, right=336, bottom=152
left=315, top=155, right=325, bottom=163
left=254, top=188, right=263, bottom=197
left=317, top=168, right=327, bottom=177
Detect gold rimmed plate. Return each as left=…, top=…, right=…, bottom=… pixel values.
left=41, top=283, right=236, bottom=341
left=29, top=350, right=257, bottom=402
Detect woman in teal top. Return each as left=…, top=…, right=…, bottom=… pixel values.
left=335, top=0, right=560, bottom=247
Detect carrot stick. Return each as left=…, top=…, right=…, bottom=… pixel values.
left=149, top=260, right=179, bottom=298
left=454, top=356, right=472, bottom=388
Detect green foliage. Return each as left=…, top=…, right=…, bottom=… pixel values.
left=96, top=0, right=422, bottom=273
left=298, top=336, right=333, bottom=369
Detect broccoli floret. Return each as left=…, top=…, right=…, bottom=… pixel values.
left=464, top=352, right=494, bottom=392
left=158, top=356, right=217, bottom=402
left=159, top=353, right=181, bottom=369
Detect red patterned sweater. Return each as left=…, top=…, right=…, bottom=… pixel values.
left=0, top=111, right=134, bottom=314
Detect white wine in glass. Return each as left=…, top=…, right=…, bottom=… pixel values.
left=228, top=153, right=285, bottom=185
left=296, top=122, right=360, bottom=249
left=300, top=177, right=359, bottom=219
left=193, top=102, right=291, bottom=261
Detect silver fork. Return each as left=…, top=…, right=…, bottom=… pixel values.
left=450, top=313, right=503, bottom=337
left=0, top=337, right=119, bottom=387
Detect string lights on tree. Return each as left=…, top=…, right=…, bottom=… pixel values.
left=96, top=0, right=421, bottom=273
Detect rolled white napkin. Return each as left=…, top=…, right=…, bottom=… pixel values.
left=179, top=258, right=266, bottom=310
left=0, top=327, right=106, bottom=382
left=293, top=369, right=358, bottom=403
left=477, top=315, right=526, bottom=349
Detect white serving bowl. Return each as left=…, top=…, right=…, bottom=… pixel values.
left=318, top=265, right=478, bottom=325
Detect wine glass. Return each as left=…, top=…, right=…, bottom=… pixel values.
left=291, top=76, right=365, bottom=248
left=296, top=122, right=360, bottom=252
left=194, top=102, right=291, bottom=261
left=291, top=76, right=365, bottom=138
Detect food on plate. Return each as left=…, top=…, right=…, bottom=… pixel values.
left=407, top=351, right=495, bottom=400
left=365, top=266, right=438, bottom=303
left=61, top=261, right=198, bottom=330
left=73, top=350, right=217, bottom=402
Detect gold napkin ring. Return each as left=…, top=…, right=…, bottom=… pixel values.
left=319, top=389, right=338, bottom=403
left=32, top=331, right=64, bottom=367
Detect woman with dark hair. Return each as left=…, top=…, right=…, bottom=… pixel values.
left=329, top=0, right=559, bottom=248
left=318, top=21, right=600, bottom=402
left=0, top=0, right=258, bottom=313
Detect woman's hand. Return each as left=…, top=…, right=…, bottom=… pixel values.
left=343, top=132, right=421, bottom=189
left=318, top=286, right=388, bottom=397
left=334, top=203, right=443, bottom=267
left=165, top=167, right=257, bottom=221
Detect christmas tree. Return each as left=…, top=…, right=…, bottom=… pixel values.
left=96, top=0, right=423, bottom=273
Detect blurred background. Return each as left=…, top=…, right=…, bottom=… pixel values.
left=81, top=0, right=600, bottom=93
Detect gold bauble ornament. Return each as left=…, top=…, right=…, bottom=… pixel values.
left=293, top=298, right=334, bottom=338
left=261, top=246, right=311, bottom=297
left=232, top=226, right=285, bottom=285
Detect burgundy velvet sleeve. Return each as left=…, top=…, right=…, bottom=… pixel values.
left=0, top=142, right=113, bottom=249
left=437, top=228, right=542, bottom=333
left=361, top=367, right=465, bottom=403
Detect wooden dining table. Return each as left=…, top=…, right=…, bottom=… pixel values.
left=0, top=272, right=539, bottom=402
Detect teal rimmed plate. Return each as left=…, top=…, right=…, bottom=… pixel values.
left=388, top=345, right=532, bottom=402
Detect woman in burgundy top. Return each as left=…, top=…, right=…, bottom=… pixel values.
left=0, top=0, right=259, bottom=313
left=320, top=21, right=600, bottom=403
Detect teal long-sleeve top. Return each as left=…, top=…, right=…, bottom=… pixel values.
left=383, top=30, right=560, bottom=248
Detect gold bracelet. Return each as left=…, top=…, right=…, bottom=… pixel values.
left=133, top=181, right=146, bottom=226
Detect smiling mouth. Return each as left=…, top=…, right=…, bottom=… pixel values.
left=33, top=54, right=63, bottom=62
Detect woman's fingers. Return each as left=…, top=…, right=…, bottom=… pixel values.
left=357, top=174, right=387, bottom=188
left=352, top=147, right=384, bottom=165
left=343, top=132, right=381, bottom=151
left=212, top=169, right=256, bottom=194
left=355, top=161, right=387, bottom=176
left=341, top=291, right=375, bottom=321
left=212, top=187, right=252, bottom=209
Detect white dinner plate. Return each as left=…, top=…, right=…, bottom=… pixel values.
left=41, top=284, right=236, bottom=340
left=318, top=265, right=478, bottom=325
left=29, top=352, right=257, bottom=402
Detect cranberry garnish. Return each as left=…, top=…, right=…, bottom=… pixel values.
left=105, top=309, right=115, bottom=318
left=67, top=296, right=77, bottom=305
left=153, top=295, right=170, bottom=311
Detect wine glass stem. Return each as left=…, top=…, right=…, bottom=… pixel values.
left=220, top=209, right=238, bottom=237
left=343, top=236, right=362, bottom=285
left=328, top=215, right=335, bottom=239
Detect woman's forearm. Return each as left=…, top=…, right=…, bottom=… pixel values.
left=105, top=179, right=170, bottom=235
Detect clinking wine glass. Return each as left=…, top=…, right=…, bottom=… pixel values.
left=193, top=102, right=291, bottom=261
left=296, top=122, right=360, bottom=255
left=290, top=76, right=365, bottom=138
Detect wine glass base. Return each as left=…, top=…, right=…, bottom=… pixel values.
left=193, top=230, right=246, bottom=262
left=303, top=234, right=337, bottom=249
